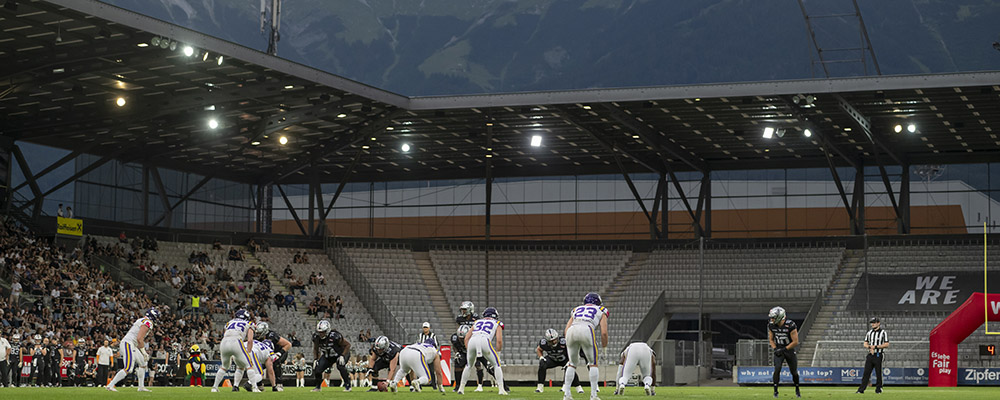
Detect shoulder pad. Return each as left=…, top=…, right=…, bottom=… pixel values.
left=559, top=337, right=566, bottom=345
left=539, top=339, right=547, bottom=347
left=267, top=331, right=281, bottom=342
left=331, top=331, right=343, bottom=341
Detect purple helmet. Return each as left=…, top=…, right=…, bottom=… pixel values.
left=584, top=292, right=602, bottom=306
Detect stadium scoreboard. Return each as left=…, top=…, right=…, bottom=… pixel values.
left=980, top=345, right=996, bottom=356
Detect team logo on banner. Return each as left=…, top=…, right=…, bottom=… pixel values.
left=56, top=217, right=84, bottom=236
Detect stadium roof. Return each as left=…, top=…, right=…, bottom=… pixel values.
left=3, top=0, right=1000, bottom=186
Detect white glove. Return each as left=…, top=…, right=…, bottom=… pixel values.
left=539, top=355, right=546, bottom=361
left=140, top=348, right=149, bottom=360
left=270, top=353, right=280, bottom=362
left=337, top=355, right=346, bottom=366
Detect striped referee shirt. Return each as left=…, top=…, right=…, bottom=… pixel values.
left=865, top=328, right=889, bottom=354
left=417, top=332, right=438, bottom=348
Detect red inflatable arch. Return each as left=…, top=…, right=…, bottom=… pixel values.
left=928, top=292, right=1000, bottom=387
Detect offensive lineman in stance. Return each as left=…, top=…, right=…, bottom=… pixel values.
left=387, top=340, right=446, bottom=393
left=456, top=307, right=507, bottom=395
left=767, top=306, right=800, bottom=398
left=563, top=292, right=609, bottom=400
left=212, top=309, right=262, bottom=392
left=613, top=342, right=655, bottom=396
left=106, top=308, right=159, bottom=392
left=312, top=320, right=353, bottom=392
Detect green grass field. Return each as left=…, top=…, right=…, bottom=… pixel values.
left=1, top=386, right=998, bottom=399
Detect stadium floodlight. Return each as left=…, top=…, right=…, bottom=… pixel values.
left=183, top=46, right=194, bottom=57
left=530, top=135, right=542, bottom=147
left=251, top=141, right=261, bottom=146
left=158, top=39, right=169, bottom=49
left=208, top=119, right=219, bottom=129
left=168, top=41, right=177, bottom=51
left=137, top=43, right=149, bottom=48
left=216, top=55, right=224, bottom=65
left=907, top=123, right=917, bottom=133
left=894, top=124, right=903, bottom=133
left=336, top=113, right=347, bottom=118
left=202, top=51, right=209, bottom=62
left=803, top=129, right=812, bottom=138
left=284, top=85, right=294, bottom=89
left=279, top=135, right=288, bottom=145
left=763, top=127, right=775, bottom=139
left=401, top=143, right=411, bottom=152
left=116, top=97, right=126, bottom=107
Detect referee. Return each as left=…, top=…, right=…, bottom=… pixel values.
left=856, top=317, right=889, bottom=394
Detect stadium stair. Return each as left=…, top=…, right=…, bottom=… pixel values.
left=799, top=249, right=864, bottom=366
left=248, top=252, right=312, bottom=316
left=413, top=251, right=455, bottom=331
left=603, top=251, right=647, bottom=351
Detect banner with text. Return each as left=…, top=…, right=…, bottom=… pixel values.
left=848, top=272, right=1000, bottom=312
left=737, top=367, right=1000, bottom=385
left=56, top=217, right=83, bottom=236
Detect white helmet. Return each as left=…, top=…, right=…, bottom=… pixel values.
left=457, top=325, right=471, bottom=336
left=544, top=328, right=559, bottom=342
left=460, top=301, right=475, bottom=317
left=316, top=320, right=331, bottom=333
left=373, top=336, right=390, bottom=354
left=256, top=321, right=270, bottom=339
left=768, top=306, right=786, bottom=324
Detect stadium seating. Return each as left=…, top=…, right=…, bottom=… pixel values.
left=256, top=247, right=384, bottom=352
left=811, top=241, right=1000, bottom=368
left=430, top=247, right=629, bottom=365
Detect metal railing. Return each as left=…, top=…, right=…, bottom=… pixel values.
left=812, top=340, right=928, bottom=368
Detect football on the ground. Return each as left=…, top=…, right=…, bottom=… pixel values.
left=377, top=381, right=388, bottom=392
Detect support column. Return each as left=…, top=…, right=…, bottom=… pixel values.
left=485, top=117, right=494, bottom=305
left=142, top=166, right=150, bottom=226
left=704, top=173, right=712, bottom=238
left=852, top=165, right=866, bottom=235
left=900, top=164, right=910, bottom=234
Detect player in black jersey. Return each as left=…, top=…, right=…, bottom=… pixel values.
left=47, top=338, right=60, bottom=387
left=767, top=306, right=800, bottom=398
left=448, top=325, right=503, bottom=393
left=164, top=343, right=181, bottom=386
left=255, top=321, right=292, bottom=390
left=74, top=339, right=89, bottom=386
left=456, top=301, right=494, bottom=392
left=10, top=334, right=22, bottom=387
left=365, top=335, right=402, bottom=391
left=535, top=328, right=583, bottom=393
left=311, top=320, right=352, bottom=392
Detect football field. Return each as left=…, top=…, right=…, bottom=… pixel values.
left=2, top=386, right=998, bottom=399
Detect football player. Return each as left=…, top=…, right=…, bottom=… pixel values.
left=613, top=342, right=655, bottom=396
left=366, top=336, right=403, bottom=390
left=386, top=340, right=446, bottom=393
left=211, top=309, right=262, bottom=393
left=563, top=292, right=609, bottom=400
left=311, top=319, right=352, bottom=392
left=536, top=328, right=583, bottom=393
left=234, top=339, right=282, bottom=392
left=456, top=307, right=506, bottom=395
left=106, top=308, right=159, bottom=392
left=767, top=306, right=800, bottom=398
left=456, top=301, right=491, bottom=391
left=255, top=321, right=292, bottom=389
left=9, top=333, right=21, bottom=388
left=165, top=343, right=181, bottom=386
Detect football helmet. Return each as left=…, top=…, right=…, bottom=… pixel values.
left=256, top=321, right=270, bottom=339
left=460, top=301, right=475, bottom=317
left=482, top=307, right=499, bottom=319
left=145, top=308, right=160, bottom=322
left=584, top=292, right=602, bottom=306
left=373, top=336, right=390, bottom=354
left=457, top=325, right=471, bottom=336
left=12, top=333, right=21, bottom=341
left=234, top=309, right=251, bottom=321
left=316, top=320, right=331, bottom=333
left=768, top=306, right=786, bottom=324
left=544, top=328, right=559, bottom=342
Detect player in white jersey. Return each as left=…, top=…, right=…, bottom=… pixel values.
left=456, top=307, right=507, bottom=395
left=563, top=292, right=609, bottom=400
left=211, top=309, right=262, bottom=392
left=106, top=308, right=159, bottom=392
left=613, top=342, right=655, bottom=396
left=386, top=340, right=445, bottom=393
left=233, top=339, right=281, bottom=392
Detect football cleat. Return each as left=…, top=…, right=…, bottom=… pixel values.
left=105, top=386, right=117, bottom=392
left=644, top=385, right=653, bottom=396
left=210, top=388, right=218, bottom=393
left=577, top=386, right=585, bottom=394
left=138, top=388, right=151, bottom=392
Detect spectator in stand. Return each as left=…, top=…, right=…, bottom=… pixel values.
left=300, top=253, right=309, bottom=264
left=118, top=231, right=127, bottom=243
left=284, top=266, right=293, bottom=279
left=292, top=252, right=302, bottom=264
left=308, top=272, right=318, bottom=286
left=260, top=240, right=270, bottom=253
left=212, top=239, right=222, bottom=250
left=287, top=333, right=300, bottom=347
left=227, top=247, right=242, bottom=261
left=58, top=204, right=64, bottom=217
left=307, top=297, right=320, bottom=316
left=316, top=272, right=326, bottom=285
left=65, top=207, right=73, bottom=218
left=334, top=296, right=343, bottom=318
left=284, top=293, right=296, bottom=311
left=274, top=293, right=285, bottom=310
left=10, top=279, right=21, bottom=305
left=247, top=238, right=260, bottom=254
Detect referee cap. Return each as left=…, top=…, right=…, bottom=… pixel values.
left=869, top=317, right=880, bottom=323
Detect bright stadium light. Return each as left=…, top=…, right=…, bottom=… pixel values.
left=803, top=129, right=812, bottom=138
left=401, top=143, right=411, bottom=152
left=894, top=124, right=903, bottom=133
left=202, top=51, right=209, bottom=62
left=216, top=55, right=224, bottom=66
left=208, top=119, right=219, bottom=129
left=530, top=135, right=542, bottom=147
left=279, top=135, right=288, bottom=145
left=763, top=127, right=775, bottom=139
left=336, top=113, right=347, bottom=118
left=907, top=123, right=917, bottom=133
left=115, top=97, right=126, bottom=107
left=183, top=46, right=194, bottom=57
